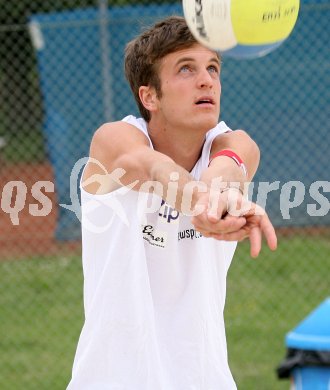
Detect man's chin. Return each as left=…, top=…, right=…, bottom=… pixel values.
left=197, top=117, right=219, bottom=132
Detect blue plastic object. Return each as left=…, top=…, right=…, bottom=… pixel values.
left=291, top=367, right=330, bottom=390
left=284, top=298, right=330, bottom=390
left=286, top=298, right=330, bottom=351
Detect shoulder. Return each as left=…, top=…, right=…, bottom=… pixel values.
left=83, top=120, right=153, bottom=194
left=210, top=127, right=257, bottom=160
left=93, top=119, right=148, bottom=141
left=91, top=119, right=150, bottom=151
left=211, top=128, right=251, bottom=148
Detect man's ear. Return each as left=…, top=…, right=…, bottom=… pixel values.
left=139, top=86, right=158, bottom=112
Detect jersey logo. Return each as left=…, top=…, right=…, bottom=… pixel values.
left=158, top=200, right=180, bottom=224
left=142, top=225, right=167, bottom=249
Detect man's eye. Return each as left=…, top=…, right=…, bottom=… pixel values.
left=180, top=65, right=191, bottom=73
left=208, top=65, right=219, bottom=73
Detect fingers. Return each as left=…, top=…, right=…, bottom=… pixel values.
left=260, top=213, right=278, bottom=251
left=206, top=213, right=277, bottom=258
left=210, top=228, right=249, bottom=242
left=249, top=217, right=277, bottom=258
left=192, top=191, right=277, bottom=258
left=249, top=227, right=262, bottom=258
left=192, top=213, right=246, bottom=235
left=208, top=213, right=246, bottom=231
left=239, top=204, right=277, bottom=256
left=192, top=189, right=247, bottom=234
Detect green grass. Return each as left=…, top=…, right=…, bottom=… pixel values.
left=0, top=255, right=84, bottom=390
left=0, top=235, right=329, bottom=389
left=226, top=235, right=330, bottom=389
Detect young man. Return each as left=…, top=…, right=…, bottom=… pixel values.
left=67, top=16, right=277, bottom=389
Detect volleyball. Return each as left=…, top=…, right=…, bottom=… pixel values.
left=182, top=0, right=300, bottom=59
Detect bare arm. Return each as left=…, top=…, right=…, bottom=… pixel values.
left=82, top=121, right=276, bottom=256
left=82, top=121, right=199, bottom=212
left=83, top=123, right=257, bottom=195
left=203, top=129, right=260, bottom=186
left=191, top=129, right=259, bottom=230
left=192, top=130, right=276, bottom=257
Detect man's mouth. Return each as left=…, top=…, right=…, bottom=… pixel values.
left=195, top=96, right=215, bottom=105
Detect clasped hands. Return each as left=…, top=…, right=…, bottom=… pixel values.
left=191, top=188, right=277, bottom=258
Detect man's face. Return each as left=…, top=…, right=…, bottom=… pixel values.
left=153, top=43, right=221, bottom=132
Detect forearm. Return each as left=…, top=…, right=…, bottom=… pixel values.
left=150, top=155, right=249, bottom=215
left=150, top=160, right=202, bottom=214
left=210, top=130, right=260, bottom=182
left=200, top=156, right=247, bottom=195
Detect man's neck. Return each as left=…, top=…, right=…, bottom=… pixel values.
left=147, top=120, right=207, bottom=172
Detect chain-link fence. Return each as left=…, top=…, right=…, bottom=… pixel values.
left=0, top=0, right=329, bottom=389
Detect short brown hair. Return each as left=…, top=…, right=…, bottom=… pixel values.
left=124, top=16, right=199, bottom=122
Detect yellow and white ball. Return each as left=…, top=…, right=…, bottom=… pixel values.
left=182, top=0, right=300, bottom=59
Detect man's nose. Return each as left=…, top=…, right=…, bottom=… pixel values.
left=197, top=68, right=213, bottom=88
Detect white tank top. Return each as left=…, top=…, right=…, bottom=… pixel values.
left=67, top=116, right=238, bottom=390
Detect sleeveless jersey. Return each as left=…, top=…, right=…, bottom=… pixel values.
left=67, top=116, right=238, bottom=390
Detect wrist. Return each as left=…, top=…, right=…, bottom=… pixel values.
left=209, top=149, right=248, bottom=178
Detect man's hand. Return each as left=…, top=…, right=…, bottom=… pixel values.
left=211, top=207, right=277, bottom=258
left=191, top=188, right=277, bottom=258
left=191, top=190, right=247, bottom=237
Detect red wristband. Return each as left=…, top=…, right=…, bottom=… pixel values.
left=209, top=149, right=248, bottom=176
